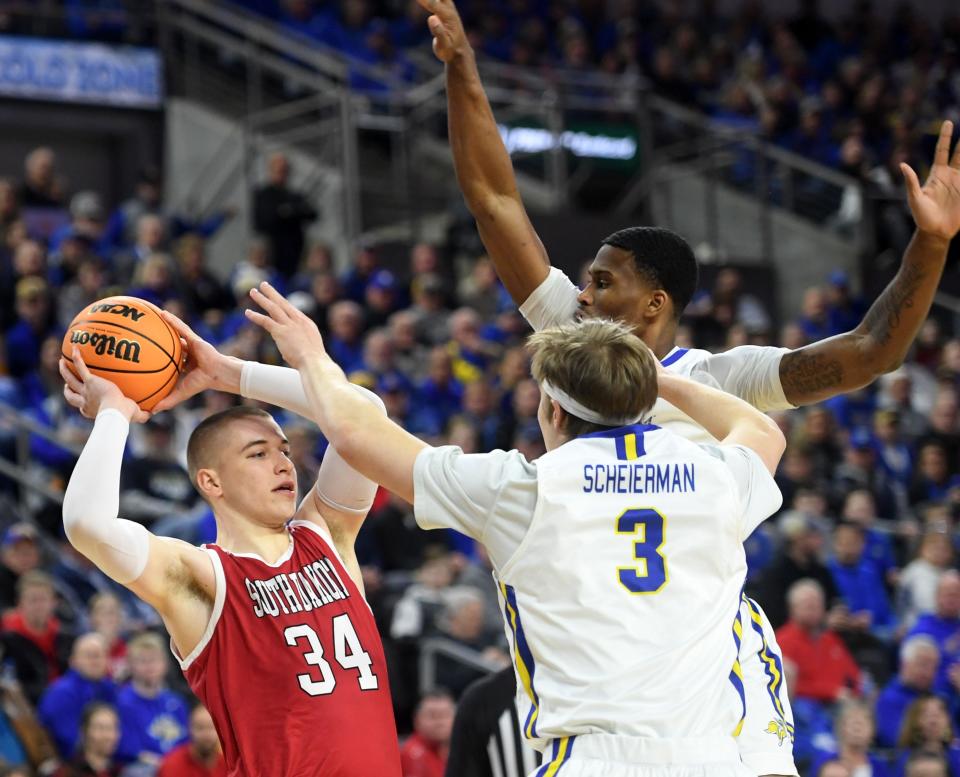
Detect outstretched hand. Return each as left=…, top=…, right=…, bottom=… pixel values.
left=59, top=348, right=149, bottom=423
left=902, top=120, right=960, bottom=241
left=151, top=311, right=240, bottom=413
left=415, top=0, right=470, bottom=63
left=244, top=282, right=327, bottom=369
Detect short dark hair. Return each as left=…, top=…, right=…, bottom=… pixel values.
left=601, top=227, right=699, bottom=318
left=186, top=406, right=275, bottom=488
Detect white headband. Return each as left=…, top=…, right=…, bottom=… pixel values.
left=540, top=380, right=643, bottom=428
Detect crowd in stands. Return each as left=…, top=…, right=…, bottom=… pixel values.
left=0, top=5, right=958, bottom=777
left=1, top=128, right=960, bottom=775
left=226, top=0, right=959, bottom=191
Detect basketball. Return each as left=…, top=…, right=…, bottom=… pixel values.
left=62, top=296, right=184, bottom=412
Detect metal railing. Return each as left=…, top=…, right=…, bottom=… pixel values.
left=417, top=637, right=502, bottom=695
left=0, top=400, right=81, bottom=514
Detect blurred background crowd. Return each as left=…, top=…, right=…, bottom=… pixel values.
left=0, top=1, right=959, bottom=777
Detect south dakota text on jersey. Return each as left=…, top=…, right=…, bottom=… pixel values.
left=582, top=462, right=696, bottom=494
left=243, top=557, right=352, bottom=618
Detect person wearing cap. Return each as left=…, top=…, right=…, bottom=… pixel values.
left=0, top=524, right=42, bottom=612
left=410, top=273, right=451, bottom=347
left=119, top=415, right=198, bottom=527
left=831, top=428, right=899, bottom=521
left=364, top=269, right=400, bottom=328
left=48, top=191, right=107, bottom=258
left=824, top=270, right=867, bottom=337
left=6, top=277, right=56, bottom=378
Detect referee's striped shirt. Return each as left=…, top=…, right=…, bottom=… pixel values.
left=445, top=667, right=541, bottom=777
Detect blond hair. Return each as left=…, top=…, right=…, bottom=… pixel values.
left=528, top=319, right=657, bottom=437
left=127, top=631, right=166, bottom=656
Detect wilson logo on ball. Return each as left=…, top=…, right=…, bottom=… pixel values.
left=87, top=302, right=147, bottom=322
left=69, top=330, right=142, bottom=363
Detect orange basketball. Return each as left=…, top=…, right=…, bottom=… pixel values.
left=62, top=296, right=184, bottom=411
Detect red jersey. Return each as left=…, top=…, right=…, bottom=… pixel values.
left=175, top=521, right=401, bottom=777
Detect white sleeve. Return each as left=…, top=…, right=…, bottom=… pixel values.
left=241, top=362, right=385, bottom=515
left=692, top=346, right=796, bottom=412
left=62, top=409, right=151, bottom=585
left=413, top=446, right=538, bottom=567
left=702, top=444, right=783, bottom=540
left=517, top=267, right=580, bottom=332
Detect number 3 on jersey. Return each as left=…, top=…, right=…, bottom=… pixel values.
left=616, top=508, right=668, bottom=594
left=285, top=613, right=379, bottom=697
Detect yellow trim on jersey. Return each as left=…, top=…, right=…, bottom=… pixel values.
left=743, top=595, right=793, bottom=739
left=624, top=433, right=639, bottom=460
left=541, top=737, right=572, bottom=777
left=499, top=582, right=540, bottom=737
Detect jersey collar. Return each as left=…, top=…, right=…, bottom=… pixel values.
left=659, top=347, right=689, bottom=368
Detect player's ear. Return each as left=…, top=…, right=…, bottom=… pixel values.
left=646, top=290, right=669, bottom=319
left=195, top=468, right=222, bottom=499
left=550, top=400, right=567, bottom=433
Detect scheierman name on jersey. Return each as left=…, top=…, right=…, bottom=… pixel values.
left=582, top=462, right=695, bottom=494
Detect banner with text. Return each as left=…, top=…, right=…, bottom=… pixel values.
left=0, top=35, right=162, bottom=108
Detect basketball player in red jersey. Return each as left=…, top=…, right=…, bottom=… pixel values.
left=58, top=339, right=402, bottom=777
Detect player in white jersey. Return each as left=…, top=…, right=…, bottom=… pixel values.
left=244, top=283, right=788, bottom=776
left=414, top=0, right=960, bottom=772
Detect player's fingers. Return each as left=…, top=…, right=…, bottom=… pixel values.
left=243, top=308, right=276, bottom=331
left=63, top=385, right=83, bottom=408
left=58, top=359, right=82, bottom=392
left=71, top=347, right=92, bottom=381
left=950, top=127, right=960, bottom=170
left=132, top=409, right=151, bottom=424
left=248, top=286, right=286, bottom=321
left=256, top=282, right=295, bottom=315
left=934, top=120, right=953, bottom=168
left=900, top=163, right=922, bottom=197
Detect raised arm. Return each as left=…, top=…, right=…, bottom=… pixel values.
left=59, top=351, right=215, bottom=653
left=245, top=284, right=427, bottom=503
left=419, top=0, right=550, bottom=304
left=779, top=120, right=960, bottom=406
left=657, top=371, right=786, bottom=474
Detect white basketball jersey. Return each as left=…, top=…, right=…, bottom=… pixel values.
left=495, top=424, right=768, bottom=750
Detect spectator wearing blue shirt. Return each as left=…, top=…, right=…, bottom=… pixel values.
left=327, top=300, right=367, bottom=375
left=115, top=632, right=189, bottom=768
left=875, top=636, right=941, bottom=748
left=6, top=277, right=59, bottom=379
left=828, top=522, right=894, bottom=637
left=907, top=572, right=960, bottom=697
left=410, top=347, right=463, bottom=437
left=38, top=633, right=118, bottom=758
left=841, top=489, right=898, bottom=585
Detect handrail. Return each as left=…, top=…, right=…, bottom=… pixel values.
left=0, top=399, right=81, bottom=512
left=645, top=95, right=861, bottom=191
left=417, top=637, right=502, bottom=695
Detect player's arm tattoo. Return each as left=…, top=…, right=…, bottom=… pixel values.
left=857, top=260, right=926, bottom=348
left=779, top=349, right=845, bottom=402
left=780, top=230, right=948, bottom=406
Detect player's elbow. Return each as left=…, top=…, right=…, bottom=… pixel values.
left=755, top=417, right=787, bottom=475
